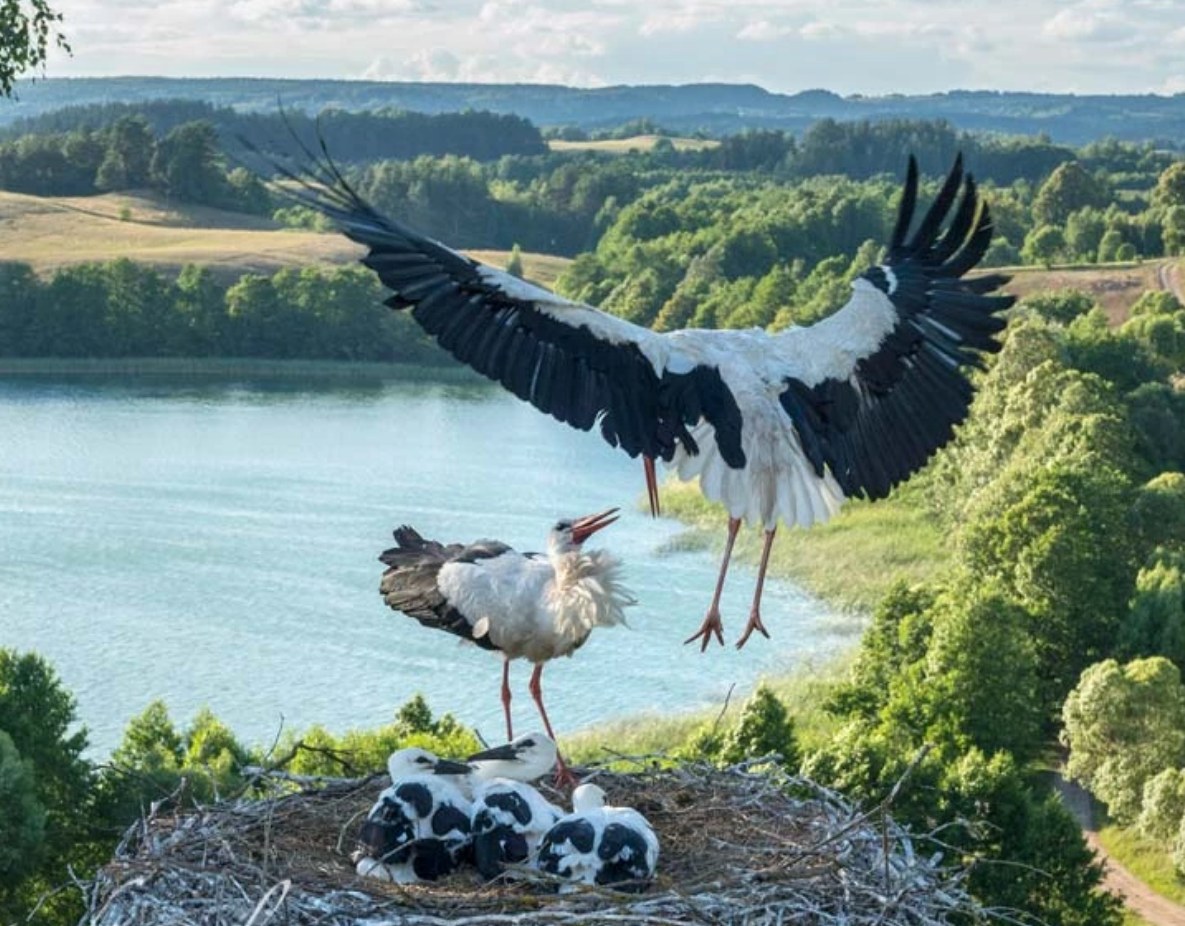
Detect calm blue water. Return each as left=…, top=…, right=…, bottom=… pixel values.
left=0, top=373, right=861, bottom=757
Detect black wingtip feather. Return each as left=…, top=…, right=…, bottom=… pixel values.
left=889, top=155, right=920, bottom=252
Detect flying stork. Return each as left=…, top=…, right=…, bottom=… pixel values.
left=288, top=153, right=1012, bottom=650
left=378, top=510, right=634, bottom=785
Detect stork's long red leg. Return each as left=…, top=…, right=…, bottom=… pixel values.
left=527, top=663, right=577, bottom=788
left=643, top=456, right=661, bottom=517
left=736, top=527, right=777, bottom=649
left=500, top=658, right=514, bottom=742
left=684, top=517, right=742, bottom=652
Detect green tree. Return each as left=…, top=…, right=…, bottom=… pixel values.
left=96, top=115, right=154, bottom=191
left=1137, top=767, right=1185, bottom=841
left=224, top=166, right=272, bottom=215
left=1164, top=205, right=1185, bottom=256
left=1154, top=162, right=1185, bottom=209
left=1120, top=548, right=1185, bottom=670
left=1097, top=227, right=1126, bottom=263
left=150, top=120, right=229, bottom=206
left=1064, top=208, right=1108, bottom=263
left=960, top=464, right=1137, bottom=711
left=1131, top=473, right=1185, bottom=551
left=0, top=0, right=69, bottom=96
left=0, top=731, right=45, bottom=888
left=0, top=650, right=96, bottom=925
left=921, top=581, right=1042, bottom=761
left=1021, top=288, right=1095, bottom=325
left=1062, top=657, right=1185, bottom=824
left=1022, top=224, right=1065, bottom=267
left=718, top=684, right=799, bottom=767
left=1033, top=161, right=1110, bottom=227
left=1120, top=291, right=1185, bottom=369
left=505, top=243, right=524, bottom=279
left=0, top=260, right=39, bottom=355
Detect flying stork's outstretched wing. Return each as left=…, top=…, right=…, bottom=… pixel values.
left=281, top=156, right=744, bottom=469
left=776, top=155, right=1013, bottom=501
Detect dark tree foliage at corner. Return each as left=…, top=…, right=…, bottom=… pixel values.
left=0, top=0, right=69, bottom=97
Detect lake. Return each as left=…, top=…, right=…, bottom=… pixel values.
left=0, top=371, right=861, bottom=757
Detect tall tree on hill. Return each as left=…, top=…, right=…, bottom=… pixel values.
left=96, top=115, right=155, bottom=191
left=150, top=120, right=229, bottom=207
left=0, top=0, right=69, bottom=96
left=1032, top=161, right=1111, bottom=227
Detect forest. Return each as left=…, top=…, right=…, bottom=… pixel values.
left=4, top=76, right=1185, bottom=143
left=3, top=106, right=1185, bottom=926
left=0, top=117, right=1183, bottom=360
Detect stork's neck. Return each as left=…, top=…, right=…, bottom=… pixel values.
left=545, top=548, right=634, bottom=643
left=549, top=549, right=590, bottom=589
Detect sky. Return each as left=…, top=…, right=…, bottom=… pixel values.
left=39, top=0, right=1185, bottom=96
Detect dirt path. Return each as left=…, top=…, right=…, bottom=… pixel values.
left=1054, top=773, right=1185, bottom=925
left=1158, top=260, right=1184, bottom=304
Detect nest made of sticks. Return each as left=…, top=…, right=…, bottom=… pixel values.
left=85, top=757, right=993, bottom=926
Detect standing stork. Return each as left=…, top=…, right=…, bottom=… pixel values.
left=286, top=153, right=1013, bottom=650
left=378, top=510, right=634, bottom=785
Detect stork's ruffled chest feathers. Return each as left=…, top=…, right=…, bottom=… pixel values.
left=437, top=550, right=633, bottom=663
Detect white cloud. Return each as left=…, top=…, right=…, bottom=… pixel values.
left=1042, top=7, right=1137, bottom=42
left=799, top=20, right=843, bottom=41
left=736, top=19, right=797, bottom=41
left=36, top=0, right=1185, bottom=95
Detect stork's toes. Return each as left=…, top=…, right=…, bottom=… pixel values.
left=684, top=610, right=726, bottom=652
left=735, top=610, right=771, bottom=650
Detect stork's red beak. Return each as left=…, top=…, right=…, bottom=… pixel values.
left=570, top=507, right=619, bottom=544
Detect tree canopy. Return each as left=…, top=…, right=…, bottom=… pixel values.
left=0, top=0, right=68, bottom=96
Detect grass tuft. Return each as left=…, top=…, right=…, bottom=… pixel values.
left=1096, top=824, right=1185, bottom=906
left=656, top=478, right=949, bottom=614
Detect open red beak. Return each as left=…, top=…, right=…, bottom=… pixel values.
left=570, top=507, right=620, bottom=545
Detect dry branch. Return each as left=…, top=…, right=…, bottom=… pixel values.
left=84, top=757, right=998, bottom=926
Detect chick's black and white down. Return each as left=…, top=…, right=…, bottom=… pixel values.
left=378, top=512, right=633, bottom=785
left=536, top=783, right=659, bottom=892
left=470, top=776, right=563, bottom=880
left=287, top=152, right=1012, bottom=651
left=355, top=748, right=474, bottom=884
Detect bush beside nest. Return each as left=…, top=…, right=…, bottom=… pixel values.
left=85, top=755, right=997, bottom=926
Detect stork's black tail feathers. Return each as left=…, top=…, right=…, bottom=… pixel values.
left=378, top=526, right=511, bottom=652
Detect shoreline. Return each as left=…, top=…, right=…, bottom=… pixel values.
left=0, top=356, right=479, bottom=381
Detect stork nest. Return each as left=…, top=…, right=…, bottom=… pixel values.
left=85, top=757, right=996, bottom=926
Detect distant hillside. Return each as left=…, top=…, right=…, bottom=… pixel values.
left=0, top=190, right=571, bottom=285
left=2, top=78, right=1184, bottom=145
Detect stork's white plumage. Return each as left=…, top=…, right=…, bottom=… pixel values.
left=466, top=731, right=558, bottom=788
left=290, top=153, right=1012, bottom=650
left=378, top=511, right=634, bottom=785
left=536, top=783, right=659, bottom=892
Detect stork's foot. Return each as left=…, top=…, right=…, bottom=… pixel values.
left=552, top=759, right=580, bottom=790
left=684, top=609, right=725, bottom=652
left=735, top=609, right=771, bottom=650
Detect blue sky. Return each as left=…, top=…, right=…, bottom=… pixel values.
left=44, top=0, right=1185, bottom=95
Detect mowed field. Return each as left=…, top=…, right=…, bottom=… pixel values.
left=547, top=134, right=720, bottom=154
left=996, top=261, right=1172, bottom=325
left=1, top=189, right=1177, bottom=315
left=0, top=190, right=574, bottom=287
